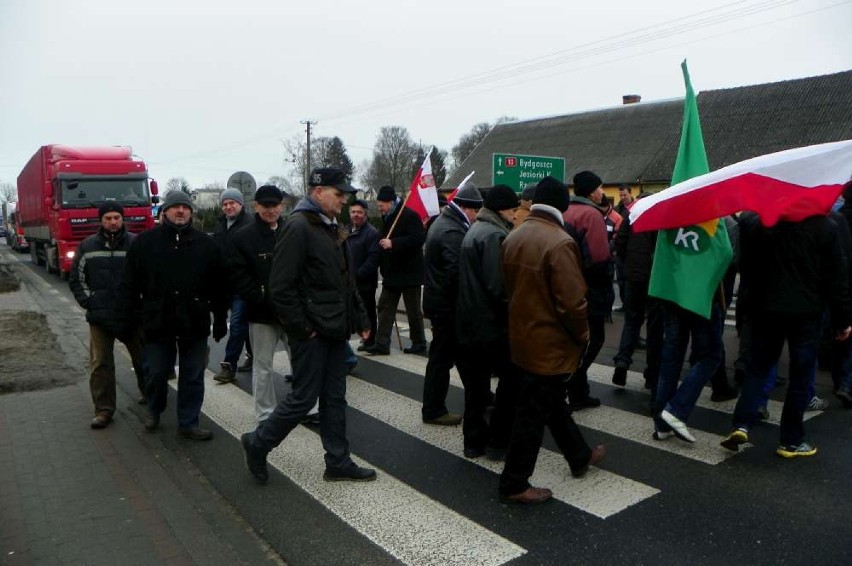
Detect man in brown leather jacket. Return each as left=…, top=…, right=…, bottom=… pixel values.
left=498, top=176, right=606, bottom=504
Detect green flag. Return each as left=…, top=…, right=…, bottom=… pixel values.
left=648, top=61, right=733, bottom=319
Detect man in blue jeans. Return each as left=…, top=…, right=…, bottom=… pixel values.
left=119, top=191, right=229, bottom=439
left=721, top=212, right=850, bottom=457
left=212, top=188, right=253, bottom=384
left=241, top=168, right=373, bottom=484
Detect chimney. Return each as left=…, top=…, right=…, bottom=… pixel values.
left=622, top=94, right=641, bottom=105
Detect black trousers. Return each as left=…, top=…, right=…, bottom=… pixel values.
left=499, top=371, right=592, bottom=496
left=422, top=316, right=458, bottom=420
left=456, top=340, right=520, bottom=451
left=566, top=313, right=606, bottom=402
left=358, top=285, right=378, bottom=345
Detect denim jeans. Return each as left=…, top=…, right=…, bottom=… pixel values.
left=144, top=338, right=207, bottom=429
left=223, top=295, right=249, bottom=368
left=654, top=301, right=723, bottom=430
left=731, top=314, right=821, bottom=446
left=250, top=336, right=353, bottom=469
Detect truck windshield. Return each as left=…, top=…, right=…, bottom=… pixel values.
left=61, top=178, right=150, bottom=209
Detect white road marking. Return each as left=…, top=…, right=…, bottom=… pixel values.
left=192, top=371, right=527, bottom=566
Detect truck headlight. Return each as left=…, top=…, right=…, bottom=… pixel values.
left=65, top=250, right=76, bottom=260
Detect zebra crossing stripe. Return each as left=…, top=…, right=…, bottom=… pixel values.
left=195, top=370, right=527, bottom=566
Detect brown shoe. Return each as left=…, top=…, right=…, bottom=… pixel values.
left=90, top=413, right=112, bottom=429
left=501, top=486, right=553, bottom=504
left=572, top=444, right=606, bottom=478
left=423, top=413, right=462, bottom=426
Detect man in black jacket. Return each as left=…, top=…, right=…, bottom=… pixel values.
left=346, top=199, right=381, bottom=350
left=212, top=188, right=253, bottom=383
left=70, top=203, right=146, bottom=428
left=421, top=184, right=483, bottom=426
left=120, top=191, right=228, bottom=440
left=228, top=185, right=287, bottom=422
left=365, top=186, right=427, bottom=355
left=722, top=212, right=851, bottom=457
left=241, top=168, right=374, bottom=484
left=456, top=185, right=520, bottom=457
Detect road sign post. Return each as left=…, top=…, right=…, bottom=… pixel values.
left=492, top=153, right=565, bottom=192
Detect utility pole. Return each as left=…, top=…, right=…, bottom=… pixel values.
left=301, top=120, right=316, bottom=189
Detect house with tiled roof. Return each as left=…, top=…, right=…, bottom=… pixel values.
left=443, top=69, right=852, bottom=194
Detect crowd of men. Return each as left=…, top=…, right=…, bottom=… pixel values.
left=68, top=166, right=852, bottom=505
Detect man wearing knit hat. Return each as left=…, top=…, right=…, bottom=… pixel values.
left=119, top=190, right=229, bottom=440
left=70, top=202, right=147, bottom=428
left=366, top=185, right=428, bottom=356
left=421, top=183, right=483, bottom=426
left=499, top=176, right=605, bottom=504
left=456, top=185, right=521, bottom=458
left=212, top=187, right=254, bottom=384
left=562, top=170, right=613, bottom=411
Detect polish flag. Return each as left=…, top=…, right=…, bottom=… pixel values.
left=405, top=149, right=440, bottom=223
left=446, top=171, right=476, bottom=203
left=630, top=140, right=852, bottom=232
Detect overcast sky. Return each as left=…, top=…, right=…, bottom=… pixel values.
left=1, top=0, right=849, bottom=191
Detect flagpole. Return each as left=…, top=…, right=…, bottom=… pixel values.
left=385, top=188, right=415, bottom=240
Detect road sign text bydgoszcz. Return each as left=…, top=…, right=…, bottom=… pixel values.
left=492, top=154, right=566, bottom=192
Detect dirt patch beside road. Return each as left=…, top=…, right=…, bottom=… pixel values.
left=0, top=265, right=78, bottom=394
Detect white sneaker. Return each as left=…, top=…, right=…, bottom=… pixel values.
left=660, top=409, right=696, bottom=443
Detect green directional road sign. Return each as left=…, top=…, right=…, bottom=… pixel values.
left=493, top=153, right=565, bottom=193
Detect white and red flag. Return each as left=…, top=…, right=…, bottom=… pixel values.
left=630, top=139, right=852, bottom=232
left=446, top=171, right=476, bottom=203
left=405, top=149, right=440, bottom=223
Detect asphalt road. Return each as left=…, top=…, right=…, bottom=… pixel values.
left=10, top=248, right=852, bottom=565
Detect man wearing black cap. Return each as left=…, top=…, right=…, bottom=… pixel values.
left=119, top=190, right=229, bottom=440
left=456, top=185, right=521, bottom=458
left=228, top=185, right=288, bottom=423
left=346, top=199, right=381, bottom=351
left=70, top=203, right=146, bottom=428
left=241, top=167, right=375, bottom=484
left=366, top=185, right=428, bottom=356
left=499, top=176, right=605, bottom=504
left=562, top=170, right=613, bottom=410
left=421, top=184, right=483, bottom=426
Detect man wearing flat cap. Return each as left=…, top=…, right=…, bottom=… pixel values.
left=456, top=185, right=521, bottom=458
left=227, top=184, right=289, bottom=423
left=70, top=202, right=146, bottom=428
left=421, top=183, right=483, bottom=426
left=119, top=190, right=229, bottom=440
left=365, top=185, right=428, bottom=356
left=241, top=167, right=375, bottom=484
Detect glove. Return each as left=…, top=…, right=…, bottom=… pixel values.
left=212, top=318, right=228, bottom=342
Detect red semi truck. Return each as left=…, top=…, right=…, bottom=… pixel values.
left=17, top=145, right=158, bottom=278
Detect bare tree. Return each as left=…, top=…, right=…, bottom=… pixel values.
left=282, top=135, right=356, bottom=196
left=202, top=182, right=225, bottom=191
left=0, top=181, right=16, bottom=204
left=165, top=177, right=191, bottom=195
left=361, top=126, right=418, bottom=195
left=450, top=116, right=517, bottom=171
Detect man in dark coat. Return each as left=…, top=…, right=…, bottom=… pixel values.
left=346, top=199, right=381, bottom=350
left=421, top=184, right=483, bottom=426
left=365, top=186, right=427, bottom=355
left=456, top=185, right=520, bottom=458
left=69, top=203, right=145, bottom=428
left=212, top=188, right=253, bottom=383
left=228, top=185, right=287, bottom=423
left=119, top=191, right=229, bottom=440
left=240, top=167, right=373, bottom=484
left=721, top=212, right=851, bottom=457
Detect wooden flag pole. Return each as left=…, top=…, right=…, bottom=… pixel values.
left=384, top=189, right=415, bottom=240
